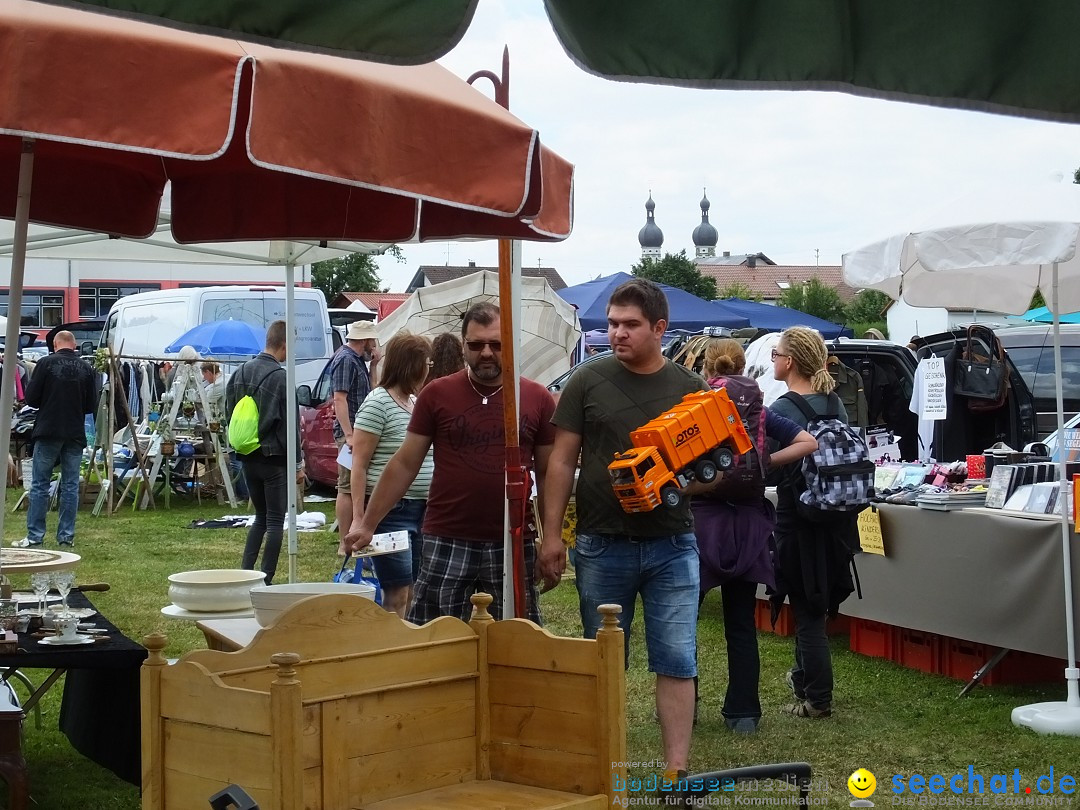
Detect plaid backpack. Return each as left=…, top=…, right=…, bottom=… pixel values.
left=781, top=391, right=874, bottom=520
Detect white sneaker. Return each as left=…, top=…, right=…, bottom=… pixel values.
left=10, top=538, right=42, bottom=548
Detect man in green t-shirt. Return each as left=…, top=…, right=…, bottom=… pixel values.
left=539, top=278, right=709, bottom=797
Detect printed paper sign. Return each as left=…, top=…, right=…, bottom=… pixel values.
left=918, top=356, right=948, bottom=420
left=857, top=508, right=886, bottom=556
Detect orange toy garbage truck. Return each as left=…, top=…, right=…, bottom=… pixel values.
left=608, top=388, right=754, bottom=513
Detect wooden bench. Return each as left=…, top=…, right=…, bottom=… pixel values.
left=141, top=593, right=627, bottom=809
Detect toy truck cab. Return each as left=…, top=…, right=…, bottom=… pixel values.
left=608, top=447, right=682, bottom=512
left=608, top=388, right=755, bottom=512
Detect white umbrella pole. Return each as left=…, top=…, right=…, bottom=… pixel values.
left=1012, top=262, right=1080, bottom=734
left=0, top=139, right=33, bottom=565
left=284, top=255, right=299, bottom=584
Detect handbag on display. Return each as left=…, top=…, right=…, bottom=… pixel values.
left=953, top=324, right=1008, bottom=412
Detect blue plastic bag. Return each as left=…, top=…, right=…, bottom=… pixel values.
left=333, top=555, right=382, bottom=605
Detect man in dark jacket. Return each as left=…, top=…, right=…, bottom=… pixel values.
left=225, top=320, right=303, bottom=584
left=13, top=331, right=98, bottom=548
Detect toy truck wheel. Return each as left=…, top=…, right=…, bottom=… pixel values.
left=694, top=459, right=718, bottom=483
left=660, top=485, right=682, bottom=509
left=712, top=447, right=735, bottom=470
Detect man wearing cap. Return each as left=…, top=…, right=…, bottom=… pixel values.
left=332, top=320, right=380, bottom=551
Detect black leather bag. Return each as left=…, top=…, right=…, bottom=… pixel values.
left=953, top=325, right=1007, bottom=410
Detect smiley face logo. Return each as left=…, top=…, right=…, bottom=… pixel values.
left=848, top=768, right=877, bottom=799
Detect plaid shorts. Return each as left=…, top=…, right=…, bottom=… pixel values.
left=407, top=535, right=541, bottom=625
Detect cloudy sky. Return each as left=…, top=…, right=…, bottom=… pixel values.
left=385, top=0, right=1080, bottom=292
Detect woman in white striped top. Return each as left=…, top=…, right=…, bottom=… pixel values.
left=350, top=332, right=434, bottom=617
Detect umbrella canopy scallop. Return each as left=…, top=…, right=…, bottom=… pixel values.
left=375, top=271, right=580, bottom=385
left=0, top=1, right=573, bottom=244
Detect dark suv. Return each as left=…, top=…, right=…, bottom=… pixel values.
left=994, top=324, right=1080, bottom=440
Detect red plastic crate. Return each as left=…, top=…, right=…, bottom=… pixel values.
left=942, top=639, right=1066, bottom=686
left=827, top=614, right=851, bottom=636
left=849, top=618, right=899, bottom=660
left=754, top=599, right=795, bottom=636
left=898, top=629, right=943, bottom=674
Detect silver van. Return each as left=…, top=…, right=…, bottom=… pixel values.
left=99, top=285, right=333, bottom=390
left=995, top=323, right=1080, bottom=439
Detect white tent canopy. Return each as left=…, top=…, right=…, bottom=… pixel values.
left=0, top=211, right=386, bottom=584
left=0, top=211, right=385, bottom=266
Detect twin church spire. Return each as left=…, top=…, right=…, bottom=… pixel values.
left=638, top=190, right=717, bottom=260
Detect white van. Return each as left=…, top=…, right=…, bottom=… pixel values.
left=99, top=286, right=332, bottom=390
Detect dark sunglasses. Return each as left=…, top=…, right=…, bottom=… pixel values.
left=465, top=340, right=502, bottom=352
left=770, top=349, right=790, bottom=360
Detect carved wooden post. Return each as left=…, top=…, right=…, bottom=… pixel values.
left=141, top=633, right=168, bottom=810
left=469, top=592, right=494, bottom=781
left=596, top=604, right=626, bottom=803
left=269, top=652, right=303, bottom=810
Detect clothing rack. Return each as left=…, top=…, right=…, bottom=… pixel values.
left=100, top=350, right=239, bottom=511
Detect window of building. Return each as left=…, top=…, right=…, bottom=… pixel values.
left=78, top=284, right=160, bottom=319
left=0, top=291, right=66, bottom=329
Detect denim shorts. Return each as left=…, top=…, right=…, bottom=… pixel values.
left=574, top=532, right=700, bottom=678
left=366, top=498, right=426, bottom=589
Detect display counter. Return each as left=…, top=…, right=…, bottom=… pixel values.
left=840, top=503, right=1080, bottom=659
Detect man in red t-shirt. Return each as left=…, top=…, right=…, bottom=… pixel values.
left=345, top=302, right=555, bottom=623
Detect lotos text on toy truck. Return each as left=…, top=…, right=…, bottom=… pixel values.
left=608, top=388, right=755, bottom=513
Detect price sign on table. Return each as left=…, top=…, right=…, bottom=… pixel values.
left=858, top=508, right=886, bottom=556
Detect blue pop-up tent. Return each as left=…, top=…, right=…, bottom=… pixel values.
left=558, top=272, right=750, bottom=331
left=716, top=297, right=853, bottom=338
left=1021, top=306, right=1080, bottom=324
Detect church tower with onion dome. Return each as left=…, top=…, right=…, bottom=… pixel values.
left=638, top=193, right=664, bottom=261
left=692, top=189, right=718, bottom=259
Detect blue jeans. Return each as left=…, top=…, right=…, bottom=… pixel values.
left=365, top=497, right=427, bottom=589
left=27, top=439, right=83, bottom=545
left=574, top=532, right=700, bottom=678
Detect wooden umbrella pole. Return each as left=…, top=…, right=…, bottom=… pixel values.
left=498, top=238, right=528, bottom=620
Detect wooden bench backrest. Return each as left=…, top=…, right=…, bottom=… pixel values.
left=482, top=615, right=626, bottom=798
left=180, top=595, right=481, bottom=805
left=144, top=594, right=626, bottom=809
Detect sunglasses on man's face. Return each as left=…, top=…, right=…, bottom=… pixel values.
left=465, top=340, right=502, bottom=352
left=771, top=349, right=790, bottom=360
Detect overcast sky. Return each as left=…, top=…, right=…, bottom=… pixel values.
left=385, top=0, right=1080, bottom=292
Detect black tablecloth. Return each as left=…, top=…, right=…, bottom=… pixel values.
left=1, top=591, right=146, bottom=785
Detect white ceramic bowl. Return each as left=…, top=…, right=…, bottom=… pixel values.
left=249, top=582, right=376, bottom=627
left=168, top=569, right=267, bottom=612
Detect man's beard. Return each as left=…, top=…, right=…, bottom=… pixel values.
left=468, top=359, right=501, bottom=382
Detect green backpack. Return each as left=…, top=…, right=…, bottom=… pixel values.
left=228, top=367, right=279, bottom=456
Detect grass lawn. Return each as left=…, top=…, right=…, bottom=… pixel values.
left=6, top=489, right=1080, bottom=809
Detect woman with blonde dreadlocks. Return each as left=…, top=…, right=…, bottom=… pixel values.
left=769, top=326, right=855, bottom=720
